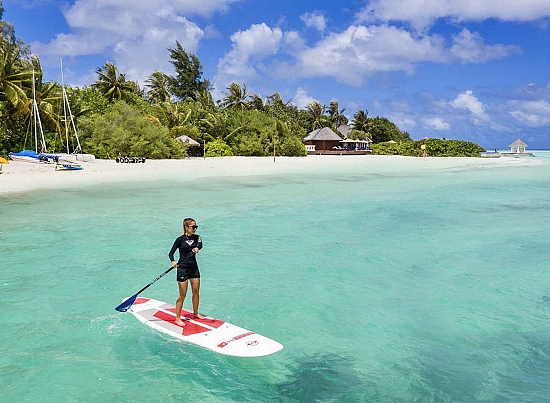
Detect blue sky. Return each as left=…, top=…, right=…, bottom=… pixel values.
left=4, top=0, right=550, bottom=149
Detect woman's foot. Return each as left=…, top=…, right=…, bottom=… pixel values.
left=175, top=318, right=186, bottom=327
left=194, top=313, right=205, bottom=320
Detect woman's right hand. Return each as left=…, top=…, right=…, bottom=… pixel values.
left=171, top=261, right=178, bottom=268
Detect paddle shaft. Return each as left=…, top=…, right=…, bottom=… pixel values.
left=136, top=266, right=175, bottom=295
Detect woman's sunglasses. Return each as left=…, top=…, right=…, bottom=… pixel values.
left=186, top=225, right=198, bottom=229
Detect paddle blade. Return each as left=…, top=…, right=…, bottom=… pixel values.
left=115, top=293, right=138, bottom=312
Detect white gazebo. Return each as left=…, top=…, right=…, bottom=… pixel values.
left=509, top=139, right=527, bottom=153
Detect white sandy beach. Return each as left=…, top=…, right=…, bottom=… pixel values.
left=0, top=155, right=538, bottom=196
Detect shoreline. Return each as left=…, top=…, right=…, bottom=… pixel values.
left=0, top=155, right=540, bottom=196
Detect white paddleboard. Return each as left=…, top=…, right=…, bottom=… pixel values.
left=128, top=297, right=283, bottom=357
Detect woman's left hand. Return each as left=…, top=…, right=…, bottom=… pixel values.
left=192, top=247, right=199, bottom=253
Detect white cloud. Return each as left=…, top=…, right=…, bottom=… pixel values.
left=287, top=25, right=448, bottom=86
left=213, top=23, right=284, bottom=97
left=450, top=29, right=520, bottom=63
left=356, top=0, right=550, bottom=30
left=422, top=117, right=451, bottom=130
left=508, top=99, right=550, bottom=127
left=275, top=24, right=516, bottom=86
left=291, top=87, right=317, bottom=109
left=389, top=113, right=417, bottom=131
left=31, top=0, right=241, bottom=83
left=300, top=11, right=327, bottom=32
left=228, top=23, right=284, bottom=58
left=450, top=90, right=491, bottom=125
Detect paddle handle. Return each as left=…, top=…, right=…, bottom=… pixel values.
left=136, top=266, right=175, bottom=295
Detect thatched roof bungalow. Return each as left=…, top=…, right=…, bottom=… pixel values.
left=337, top=124, right=352, bottom=139
left=303, top=127, right=342, bottom=154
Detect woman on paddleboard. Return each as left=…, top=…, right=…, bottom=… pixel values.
left=169, top=217, right=205, bottom=326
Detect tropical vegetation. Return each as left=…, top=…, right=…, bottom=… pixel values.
left=0, top=11, right=485, bottom=159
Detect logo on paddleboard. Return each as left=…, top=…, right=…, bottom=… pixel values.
left=246, top=340, right=259, bottom=346
left=217, top=331, right=255, bottom=348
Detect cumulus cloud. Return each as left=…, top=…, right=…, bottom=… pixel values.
left=300, top=11, right=327, bottom=31
left=32, top=0, right=241, bottom=83
left=285, top=25, right=448, bottom=86
left=280, top=25, right=515, bottom=86
left=508, top=99, right=550, bottom=127
left=356, top=0, right=550, bottom=30
left=389, top=113, right=417, bottom=131
left=422, top=117, right=451, bottom=130
left=291, top=87, right=317, bottom=109
left=450, top=90, right=491, bottom=125
left=450, top=29, right=520, bottom=63
left=212, top=23, right=284, bottom=97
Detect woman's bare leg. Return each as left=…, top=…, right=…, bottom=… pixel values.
left=175, top=280, right=188, bottom=326
left=189, top=278, right=204, bottom=319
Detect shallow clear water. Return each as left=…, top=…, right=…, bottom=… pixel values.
left=1, top=154, right=550, bottom=402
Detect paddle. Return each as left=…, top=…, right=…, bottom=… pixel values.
left=115, top=266, right=175, bottom=312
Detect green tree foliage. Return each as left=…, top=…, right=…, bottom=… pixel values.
left=205, top=139, right=233, bottom=157
left=247, top=93, right=264, bottom=111
left=200, top=110, right=241, bottom=143
left=278, top=136, right=308, bottom=156
left=371, top=138, right=485, bottom=157
left=92, top=62, right=138, bottom=103
left=306, top=100, right=332, bottom=130
left=191, top=89, right=217, bottom=112
left=145, top=71, right=171, bottom=104
left=228, top=109, right=274, bottom=156
left=261, top=93, right=308, bottom=139
left=368, top=116, right=411, bottom=143
left=0, top=19, right=32, bottom=155
left=0, top=33, right=31, bottom=111
left=77, top=101, right=184, bottom=159
left=19, top=59, right=62, bottom=133
left=226, top=109, right=307, bottom=157
left=69, top=86, right=110, bottom=118
left=328, top=100, right=348, bottom=128
left=168, top=42, right=209, bottom=101
left=351, top=110, right=369, bottom=134
left=220, top=83, right=250, bottom=110
left=149, top=101, right=202, bottom=141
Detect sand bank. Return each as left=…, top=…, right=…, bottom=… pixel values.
left=0, top=155, right=536, bottom=196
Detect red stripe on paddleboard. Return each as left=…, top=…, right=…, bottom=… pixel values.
left=153, top=310, right=210, bottom=336
left=133, top=297, right=150, bottom=305
left=165, top=307, right=225, bottom=329
left=217, top=331, right=255, bottom=348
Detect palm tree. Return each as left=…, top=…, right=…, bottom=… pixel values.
left=145, top=71, right=171, bottom=103
left=306, top=100, right=331, bottom=130
left=266, top=92, right=285, bottom=107
left=192, top=89, right=216, bottom=111
left=92, top=62, right=136, bottom=102
left=247, top=93, right=265, bottom=111
left=21, top=59, right=61, bottom=129
left=272, top=119, right=289, bottom=162
left=352, top=109, right=369, bottom=133
left=328, top=100, right=348, bottom=128
left=219, top=82, right=250, bottom=110
left=0, top=36, right=31, bottom=110
left=199, top=111, right=242, bottom=142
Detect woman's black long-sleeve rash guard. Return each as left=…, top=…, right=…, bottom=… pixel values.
left=169, top=234, right=203, bottom=268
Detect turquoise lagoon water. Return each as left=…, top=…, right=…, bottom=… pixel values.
left=1, top=154, right=550, bottom=402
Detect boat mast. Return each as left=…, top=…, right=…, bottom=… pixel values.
left=60, top=58, right=82, bottom=154
left=60, top=58, right=70, bottom=153
left=32, top=68, right=47, bottom=153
